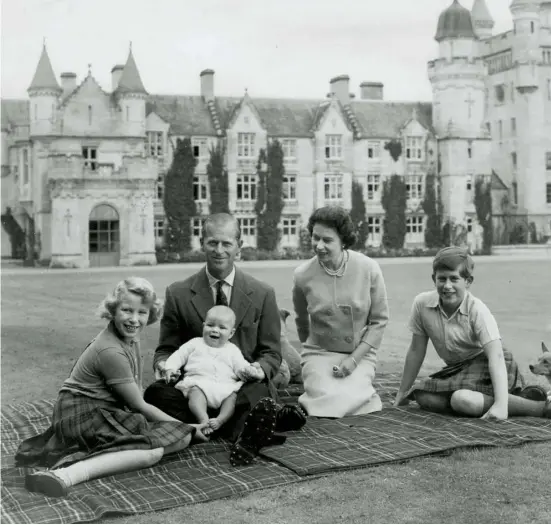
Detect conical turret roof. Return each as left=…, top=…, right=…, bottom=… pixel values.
left=471, top=0, right=494, bottom=28
left=28, top=44, right=61, bottom=93
left=115, top=47, right=147, bottom=95
left=435, top=0, right=476, bottom=42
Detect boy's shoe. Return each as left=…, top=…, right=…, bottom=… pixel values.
left=519, top=385, right=548, bottom=402
left=275, top=404, right=307, bottom=433
left=25, top=470, right=69, bottom=498
left=230, top=397, right=284, bottom=467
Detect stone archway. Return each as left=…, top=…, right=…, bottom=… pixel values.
left=89, top=204, right=120, bottom=267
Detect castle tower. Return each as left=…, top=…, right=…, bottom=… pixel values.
left=471, top=0, right=495, bottom=41
left=113, top=45, right=148, bottom=137
left=428, top=0, right=491, bottom=225
left=27, top=44, right=61, bottom=136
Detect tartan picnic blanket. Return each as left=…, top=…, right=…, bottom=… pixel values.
left=2, top=375, right=551, bottom=524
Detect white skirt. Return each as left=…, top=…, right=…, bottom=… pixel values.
left=298, top=348, right=382, bottom=418
left=175, top=376, right=244, bottom=410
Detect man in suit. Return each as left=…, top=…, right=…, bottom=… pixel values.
left=144, top=213, right=306, bottom=465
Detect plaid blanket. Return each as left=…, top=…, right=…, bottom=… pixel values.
left=2, top=375, right=551, bottom=524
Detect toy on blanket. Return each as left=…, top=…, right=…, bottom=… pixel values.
left=272, top=308, right=303, bottom=389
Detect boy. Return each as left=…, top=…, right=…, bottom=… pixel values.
left=394, top=247, right=550, bottom=420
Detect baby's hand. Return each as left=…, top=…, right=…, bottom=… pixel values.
left=163, top=368, right=180, bottom=384
left=238, top=364, right=264, bottom=382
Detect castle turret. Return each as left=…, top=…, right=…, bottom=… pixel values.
left=113, top=45, right=147, bottom=137
left=429, top=0, right=491, bottom=225
left=27, top=44, right=61, bottom=136
left=511, top=0, right=540, bottom=94
left=471, top=0, right=495, bottom=40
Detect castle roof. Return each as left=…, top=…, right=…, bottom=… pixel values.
left=471, top=0, right=494, bottom=28
left=1, top=99, right=30, bottom=131
left=28, top=45, right=61, bottom=93
left=435, top=0, right=476, bottom=42
left=115, top=48, right=147, bottom=95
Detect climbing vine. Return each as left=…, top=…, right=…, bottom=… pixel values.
left=207, top=140, right=230, bottom=214
left=384, top=138, right=403, bottom=162
left=381, top=174, right=407, bottom=250
left=350, top=180, right=368, bottom=249
left=474, top=175, right=493, bottom=252
left=422, top=169, right=443, bottom=248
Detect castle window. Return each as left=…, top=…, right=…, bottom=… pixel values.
left=406, top=216, right=424, bottom=242
left=324, top=174, right=343, bottom=201
left=366, top=174, right=380, bottom=201
left=237, top=217, right=256, bottom=244
left=405, top=174, right=423, bottom=200
left=191, top=217, right=202, bottom=238
left=192, top=137, right=208, bottom=158
left=236, top=174, right=257, bottom=200
left=146, top=132, right=163, bottom=159
left=511, top=152, right=517, bottom=171
left=237, top=133, right=256, bottom=158
left=282, top=175, right=297, bottom=200
left=512, top=182, right=518, bottom=205
left=405, top=137, right=423, bottom=160
left=154, top=219, right=164, bottom=244
left=88, top=105, right=92, bottom=125
left=193, top=175, right=208, bottom=201
left=281, top=217, right=298, bottom=246
left=511, top=118, right=516, bottom=136
left=494, top=84, right=505, bottom=104
left=22, top=148, right=30, bottom=185
left=531, top=21, right=534, bottom=33
left=367, top=141, right=381, bottom=159
left=325, top=135, right=342, bottom=159
left=546, top=184, right=551, bottom=204
left=498, top=120, right=503, bottom=141
left=546, top=152, right=551, bottom=170
left=156, top=174, right=164, bottom=200
left=82, top=147, right=97, bottom=171
left=467, top=145, right=472, bottom=159
left=467, top=217, right=473, bottom=233
left=466, top=175, right=472, bottom=192
left=282, top=139, right=297, bottom=159
left=366, top=217, right=382, bottom=245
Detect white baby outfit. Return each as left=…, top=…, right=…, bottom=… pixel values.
left=164, top=337, right=250, bottom=409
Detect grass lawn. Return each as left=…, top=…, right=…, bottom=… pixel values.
left=2, top=258, right=551, bottom=523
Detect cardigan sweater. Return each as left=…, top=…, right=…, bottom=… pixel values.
left=292, top=250, right=389, bottom=364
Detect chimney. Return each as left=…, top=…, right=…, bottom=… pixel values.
left=329, top=75, right=350, bottom=104
left=111, top=64, right=124, bottom=91
left=360, top=82, right=384, bottom=100
left=200, top=69, right=215, bottom=101
left=60, top=72, right=77, bottom=97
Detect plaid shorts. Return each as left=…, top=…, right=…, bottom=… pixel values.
left=15, top=390, right=196, bottom=469
left=409, top=349, right=526, bottom=398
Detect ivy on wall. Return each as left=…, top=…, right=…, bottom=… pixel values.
left=381, top=174, right=407, bottom=250
left=474, top=175, right=493, bottom=252
left=350, top=180, right=368, bottom=249
left=384, top=138, right=403, bottom=162
left=164, top=138, right=197, bottom=254
left=207, top=141, right=230, bottom=214
left=422, top=169, right=444, bottom=248
left=255, top=140, right=285, bottom=251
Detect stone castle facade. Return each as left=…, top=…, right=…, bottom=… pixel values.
left=1, top=0, right=550, bottom=267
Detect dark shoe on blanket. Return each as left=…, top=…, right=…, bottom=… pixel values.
left=275, top=404, right=307, bottom=432
left=519, top=385, right=548, bottom=402
left=25, top=470, right=69, bottom=498
left=230, top=397, right=284, bottom=467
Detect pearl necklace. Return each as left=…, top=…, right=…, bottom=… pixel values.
left=319, top=251, right=348, bottom=277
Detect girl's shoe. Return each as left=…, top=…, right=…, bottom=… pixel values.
left=25, top=470, right=69, bottom=498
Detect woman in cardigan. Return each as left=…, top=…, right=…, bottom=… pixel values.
left=292, top=207, right=390, bottom=417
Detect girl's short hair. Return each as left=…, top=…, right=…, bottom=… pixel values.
left=307, top=206, right=358, bottom=249
left=97, top=277, right=163, bottom=326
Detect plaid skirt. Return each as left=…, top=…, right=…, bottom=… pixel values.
left=15, top=390, right=196, bottom=469
left=408, top=349, right=526, bottom=399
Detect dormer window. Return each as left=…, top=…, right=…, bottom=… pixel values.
left=282, top=139, right=297, bottom=159
left=237, top=133, right=255, bottom=158
left=192, top=138, right=208, bottom=158
left=406, top=137, right=423, bottom=160
left=325, top=135, right=342, bottom=160
left=367, top=141, right=381, bottom=159
left=146, top=132, right=163, bottom=159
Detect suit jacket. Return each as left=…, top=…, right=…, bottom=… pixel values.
left=154, top=266, right=282, bottom=380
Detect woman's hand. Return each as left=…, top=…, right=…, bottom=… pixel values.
left=393, top=391, right=410, bottom=407
left=481, top=402, right=508, bottom=421
left=332, top=356, right=358, bottom=378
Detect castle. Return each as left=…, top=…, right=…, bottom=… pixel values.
left=1, top=0, right=550, bottom=267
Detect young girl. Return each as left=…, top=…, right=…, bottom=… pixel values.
left=163, top=305, right=262, bottom=435
left=394, top=247, right=551, bottom=420
left=16, top=277, right=207, bottom=498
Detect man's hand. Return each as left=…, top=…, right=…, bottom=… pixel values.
left=154, top=360, right=167, bottom=381
left=481, top=402, right=508, bottom=421
left=163, top=368, right=181, bottom=385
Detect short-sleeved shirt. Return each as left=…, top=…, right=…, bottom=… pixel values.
left=61, top=322, right=143, bottom=403
left=408, top=291, right=501, bottom=365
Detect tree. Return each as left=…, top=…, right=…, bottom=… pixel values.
left=422, top=170, right=443, bottom=248
left=163, top=138, right=197, bottom=254
left=350, top=180, right=368, bottom=249
left=474, top=175, right=493, bottom=252
left=207, top=141, right=230, bottom=214
left=381, top=174, right=407, bottom=250
left=255, top=140, right=285, bottom=251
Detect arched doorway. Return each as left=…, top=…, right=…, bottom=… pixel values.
left=89, top=204, right=120, bottom=267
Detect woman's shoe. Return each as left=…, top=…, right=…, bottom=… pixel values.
left=25, top=470, right=69, bottom=498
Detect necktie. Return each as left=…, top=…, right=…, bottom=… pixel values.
left=216, top=280, right=228, bottom=306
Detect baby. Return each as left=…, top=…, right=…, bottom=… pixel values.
left=163, top=305, right=263, bottom=435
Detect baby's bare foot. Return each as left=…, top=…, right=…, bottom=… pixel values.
left=208, top=417, right=222, bottom=431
